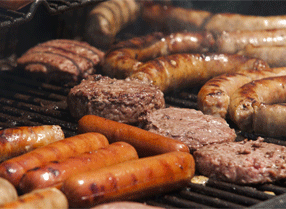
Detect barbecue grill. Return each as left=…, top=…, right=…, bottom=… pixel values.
left=1, top=0, right=286, bottom=208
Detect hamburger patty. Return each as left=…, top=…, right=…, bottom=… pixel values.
left=142, top=107, right=236, bottom=152
left=67, top=75, right=165, bottom=124
left=193, top=138, right=286, bottom=184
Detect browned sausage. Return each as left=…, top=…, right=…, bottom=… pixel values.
left=205, top=13, right=286, bottom=33
left=129, top=53, right=269, bottom=93
left=61, top=151, right=195, bottom=208
left=0, top=187, right=68, bottom=209
left=19, top=142, right=138, bottom=193
left=77, top=115, right=190, bottom=157
left=215, top=29, right=286, bottom=54
left=229, top=75, right=286, bottom=134
left=238, top=44, right=286, bottom=67
left=103, top=31, right=215, bottom=78
left=197, top=67, right=286, bottom=118
left=0, top=125, right=65, bottom=162
left=0, top=132, right=109, bottom=188
left=0, top=177, right=18, bottom=205
left=142, top=4, right=212, bottom=32
left=84, top=0, right=142, bottom=49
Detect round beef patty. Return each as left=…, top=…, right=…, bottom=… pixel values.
left=142, top=107, right=236, bottom=152
left=67, top=75, right=165, bottom=124
left=193, top=138, right=286, bottom=184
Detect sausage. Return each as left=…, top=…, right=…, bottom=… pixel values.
left=215, top=29, right=286, bottom=54
left=129, top=53, right=269, bottom=93
left=142, top=4, right=212, bottom=33
left=198, top=67, right=286, bottom=118
left=0, top=187, right=68, bottom=209
left=238, top=44, right=286, bottom=67
left=204, top=13, right=286, bottom=33
left=19, top=142, right=138, bottom=193
left=228, top=75, right=286, bottom=133
left=90, top=201, right=164, bottom=209
left=77, top=115, right=190, bottom=157
left=0, top=125, right=65, bottom=162
left=61, top=151, right=195, bottom=208
left=0, top=177, right=18, bottom=205
left=0, top=132, right=109, bottom=188
left=84, top=0, right=142, bottom=49
left=0, top=0, right=33, bottom=10
left=103, top=31, right=215, bottom=78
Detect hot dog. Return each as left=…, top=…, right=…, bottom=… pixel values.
left=61, top=151, right=195, bottom=208
left=229, top=75, right=286, bottom=134
left=84, top=0, right=142, bottom=49
left=0, top=125, right=65, bottom=162
left=129, top=53, right=268, bottom=93
left=77, top=115, right=190, bottom=157
left=103, top=31, right=215, bottom=78
left=19, top=142, right=138, bottom=193
left=0, top=132, right=109, bottom=188
left=0, top=177, right=18, bottom=205
left=215, top=29, right=286, bottom=54
left=198, top=67, right=286, bottom=118
left=238, top=44, right=286, bottom=67
left=0, top=187, right=68, bottom=209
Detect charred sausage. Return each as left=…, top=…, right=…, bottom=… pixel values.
left=0, top=177, right=18, bottom=205
left=77, top=115, right=190, bottom=157
left=61, top=151, right=195, bottom=208
left=0, top=187, right=68, bottom=209
left=84, top=0, right=142, bottom=49
left=0, top=132, right=109, bottom=188
left=229, top=75, right=286, bottom=134
left=129, top=53, right=269, bottom=93
left=0, top=125, right=64, bottom=162
left=103, top=31, right=215, bottom=78
left=19, top=142, right=138, bottom=193
left=197, top=67, right=286, bottom=118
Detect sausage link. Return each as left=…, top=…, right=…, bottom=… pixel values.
left=229, top=76, right=286, bottom=133
left=84, top=0, right=142, bottom=49
left=238, top=44, right=286, bottom=67
left=215, top=29, right=286, bottom=54
left=19, top=142, right=138, bottom=193
left=198, top=67, right=286, bottom=118
left=103, top=31, right=215, bottom=78
left=130, top=53, right=268, bottom=93
left=0, top=187, right=68, bottom=209
left=77, top=115, right=190, bottom=157
left=0, top=177, right=18, bottom=205
left=0, top=125, right=64, bottom=162
left=0, top=132, right=109, bottom=188
left=61, top=151, right=195, bottom=208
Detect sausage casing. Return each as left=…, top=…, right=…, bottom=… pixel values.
left=19, top=142, right=138, bottom=193
left=0, top=125, right=64, bottom=162
left=61, top=151, right=195, bottom=208
left=0, top=132, right=109, bottom=188
left=77, top=115, right=190, bottom=157
left=0, top=187, right=68, bottom=209
left=130, top=53, right=269, bottom=93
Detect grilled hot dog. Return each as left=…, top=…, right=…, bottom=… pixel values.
left=0, top=132, right=109, bottom=188
left=0, top=125, right=64, bottom=162
left=61, top=151, right=195, bottom=208
left=77, top=115, right=190, bottom=157
left=19, top=142, right=138, bottom=193
left=130, top=53, right=269, bottom=93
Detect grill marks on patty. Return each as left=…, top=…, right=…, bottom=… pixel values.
left=17, top=39, right=105, bottom=82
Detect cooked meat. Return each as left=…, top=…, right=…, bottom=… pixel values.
left=193, top=138, right=286, bottom=184
left=17, top=39, right=105, bottom=83
left=142, top=107, right=236, bottom=152
left=67, top=75, right=165, bottom=124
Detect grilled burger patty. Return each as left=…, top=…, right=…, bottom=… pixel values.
left=67, top=74, right=165, bottom=124
left=193, top=138, right=286, bottom=184
left=142, top=107, right=236, bottom=152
